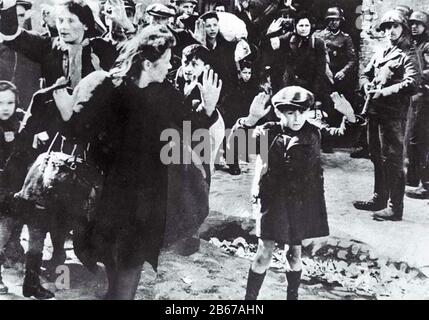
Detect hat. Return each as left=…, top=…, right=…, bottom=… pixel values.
left=394, top=5, right=413, bottom=19
left=146, top=3, right=176, bottom=18
left=272, top=86, right=315, bottom=111
left=378, top=10, right=409, bottom=31
left=176, top=0, right=198, bottom=4
left=16, top=0, right=32, bottom=10
left=409, top=11, right=428, bottom=26
left=325, top=7, right=344, bottom=20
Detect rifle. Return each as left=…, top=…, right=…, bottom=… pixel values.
left=360, top=80, right=379, bottom=117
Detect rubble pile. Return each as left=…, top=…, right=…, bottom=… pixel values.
left=209, top=237, right=429, bottom=300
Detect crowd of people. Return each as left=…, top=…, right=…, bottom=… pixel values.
left=0, top=0, right=427, bottom=300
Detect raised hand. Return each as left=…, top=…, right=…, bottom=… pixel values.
left=330, top=92, right=356, bottom=123
left=267, top=18, right=285, bottom=35
left=192, top=19, right=206, bottom=46
left=249, top=92, right=271, bottom=119
left=197, top=69, right=222, bottom=117
left=103, top=0, right=135, bottom=31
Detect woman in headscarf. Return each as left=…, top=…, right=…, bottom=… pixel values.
left=266, top=11, right=330, bottom=101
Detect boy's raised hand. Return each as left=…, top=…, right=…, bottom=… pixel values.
left=197, top=69, right=222, bottom=117
left=192, top=19, right=207, bottom=46
left=249, top=92, right=271, bottom=120
left=331, top=92, right=356, bottom=123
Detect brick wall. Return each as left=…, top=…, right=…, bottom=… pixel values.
left=360, top=0, right=429, bottom=73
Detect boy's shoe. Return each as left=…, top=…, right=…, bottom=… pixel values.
left=406, top=185, right=429, bottom=200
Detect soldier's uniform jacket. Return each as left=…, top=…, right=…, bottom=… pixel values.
left=409, top=35, right=429, bottom=99
left=314, top=28, right=356, bottom=78
left=360, top=45, right=417, bottom=119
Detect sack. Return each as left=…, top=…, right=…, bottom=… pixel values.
left=217, top=12, right=248, bottom=42
left=14, top=151, right=100, bottom=213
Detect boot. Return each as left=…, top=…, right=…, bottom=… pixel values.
left=406, top=185, right=429, bottom=199
left=372, top=206, right=403, bottom=222
left=286, top=270, right=302, bottom=300
left=244, top=268, right=266, bottom=300
left=353, top=197, right=387, bottom=211
left=22, top=252, right=55, bottom=299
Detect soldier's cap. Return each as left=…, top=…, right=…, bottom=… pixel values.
left=325, top=7, right=344, bottom=20
left=378, top=9, right=409, bottom=31
left=409, top=11, right=428, bottom=26
left=176, top=0, right=198, bottom=4
left=146, top=3, right=176, bottom=18
left=16, top=0, right=32, bottom=10
left=272, top=86, right=315, bottom=111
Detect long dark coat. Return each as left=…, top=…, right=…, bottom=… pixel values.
left=251, top=119, right=362, bottom=244
left=67, top=71, right=218, bottom=271
left=267, top=32, right=329, bottom=101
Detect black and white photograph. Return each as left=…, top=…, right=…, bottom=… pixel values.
left=0, top=0, right=428, bottom=304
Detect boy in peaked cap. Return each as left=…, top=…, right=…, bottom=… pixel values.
left=236, top=86, right=362, bottom=300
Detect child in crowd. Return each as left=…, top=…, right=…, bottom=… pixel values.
left=0, top=80, right=22, bottom=295
left=238, top=86, right=362, bottom=300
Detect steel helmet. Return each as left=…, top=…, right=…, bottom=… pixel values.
left=378, top=9, right=409, bottom=31
left=394, top=5, right=413, bottom=19
left=409, top=11, right=428, bottom=26
left=325, top=7, right=345, bottom=20
left=272, top=86, right=315, bottom=111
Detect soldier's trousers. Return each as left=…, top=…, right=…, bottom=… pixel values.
left=368, top=116, right=406, bottom=210
left=406, top=99, right=429, bottom=189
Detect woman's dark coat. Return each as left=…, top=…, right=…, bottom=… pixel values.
left=268, top=32, right=329, bottom=100
left=67, top=71, right=218, bottom=270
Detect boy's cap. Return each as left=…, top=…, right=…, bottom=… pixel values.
left=272, top=86, right=315, bottom=111
left=16, top=0, right=32, bottom=10
left=146, top=4, right=176, bottom=18
left=176, top=0, right=198, bottom=4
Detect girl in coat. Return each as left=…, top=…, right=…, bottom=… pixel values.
left=0, top=81, right=21, bottom=295
left=238, top=86, right=361, bottom=300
